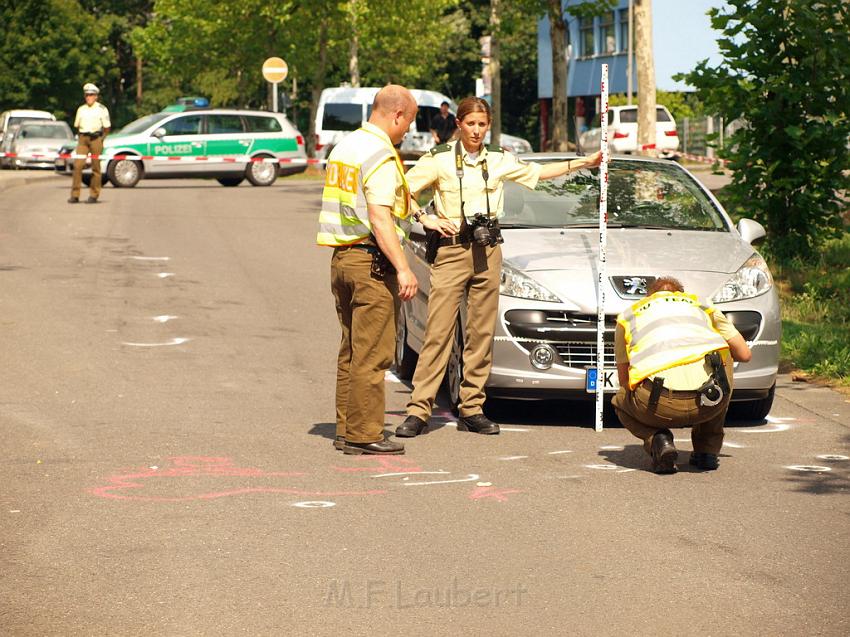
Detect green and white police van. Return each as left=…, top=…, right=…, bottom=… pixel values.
left=55, top=108, right=307, bottom=187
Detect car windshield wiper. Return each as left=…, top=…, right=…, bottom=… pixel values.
left=499, top=223, right=559, bottom=229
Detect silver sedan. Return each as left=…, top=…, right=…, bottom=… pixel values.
left=396, top=154, right=780, bottom=421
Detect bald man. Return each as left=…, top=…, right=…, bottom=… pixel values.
left=317, top=85, right=420, bottom=455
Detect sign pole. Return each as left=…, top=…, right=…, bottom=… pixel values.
left=272, top=82, right=279, bottom=113
left=595, top=64, right=610, bottom=433
left=262, top=57, right=288, bottom=114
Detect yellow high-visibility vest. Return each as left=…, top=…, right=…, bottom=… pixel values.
left=618, top=291, right=729, bottom=390
left=316, top=126, right=410, bottom=247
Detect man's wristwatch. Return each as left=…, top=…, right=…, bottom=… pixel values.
left=412, top=209, right=423, bottom=223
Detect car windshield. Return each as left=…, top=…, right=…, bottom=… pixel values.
left=115, top=113, right=169, bottom=136
left=18, top=123, right=72, bottom=139
left=500, top=159, right=728, bottom=232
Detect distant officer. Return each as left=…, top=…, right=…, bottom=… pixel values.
left=69, top=83, right=111, bottom=204
left=318, top=85, right=445, bottom=455
left=612, top=277, right=752, bottom=474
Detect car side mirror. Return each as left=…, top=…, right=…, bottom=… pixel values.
left=737, top=218, right=766, bottom=245
left=153, top=127, right=167, bottom=138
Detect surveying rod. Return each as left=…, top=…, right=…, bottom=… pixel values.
left=595, top=64, right=610, bottom=432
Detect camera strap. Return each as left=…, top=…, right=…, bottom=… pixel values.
left=454, top=141, right=492, bottom=222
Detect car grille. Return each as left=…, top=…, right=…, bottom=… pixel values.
left=504, top=310, right=617, bottom=369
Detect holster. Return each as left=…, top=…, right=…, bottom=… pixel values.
left=425, top=228, right=441, bottom=264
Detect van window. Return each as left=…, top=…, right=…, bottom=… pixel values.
left=416, top=106, right=440, bottom=134
left=244, top=115, right=282, bottom=133
left=162, top=115, right=202, bottom=135
left=615, top=108, right=671, bottom=124
left=322, top=103, right=362, bottom=131
left=206, top=114, right=245, bottom=134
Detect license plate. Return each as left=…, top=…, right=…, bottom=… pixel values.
left=585, top=368, right=619, bottom=393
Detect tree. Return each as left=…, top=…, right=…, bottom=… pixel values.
left=633, top=0, right=656, bottom=156
left=677, top=0, right=850, bottom=262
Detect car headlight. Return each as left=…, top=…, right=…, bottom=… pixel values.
left=500, top=262, right=561, bottom=302
left=711, top=253, right=773, bottom=303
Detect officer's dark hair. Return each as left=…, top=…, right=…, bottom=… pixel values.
left=648, top=276, right=684, bottom=295
left=455, top=97, right=491, bottom=124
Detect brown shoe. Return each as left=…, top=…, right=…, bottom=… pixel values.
left=67, top=196, right=79, bottom=203
left=650, top=429, right=677, bottom=474
left=343, top=437, right=405, bottom=455
left=85, top=196, right=98, bottom=203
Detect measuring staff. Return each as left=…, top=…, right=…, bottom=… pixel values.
left=396, top=96, right=601, bottom=438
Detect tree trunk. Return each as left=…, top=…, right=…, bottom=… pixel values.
left=136, top=56, right=143, bottom=107
left=489, top=0, right=501, bottom=147
left=307, top=19, right=329, bottom=158
left=548, top=0, right=569, bottom=151
left=349, top=0, right=360, bottom=87
left=634, top=0, right=656, bottom=156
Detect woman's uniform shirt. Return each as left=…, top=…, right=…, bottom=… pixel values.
left=405, top=140, right=541, bottom=222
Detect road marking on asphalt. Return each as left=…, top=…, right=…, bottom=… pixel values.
left=584, top=464, right=636, bottom=473
left=126, top=256, right=170, bottom=261
left=722, top=441, right=747, bottom=448
left=785, top=465, right=831, bottom=473
left=152, top=315, right=179, bottom=323
left=292, top=501, right=336, bottom=508
left=599, top=445, right=623, bottom=450
left=157, top=272, right=175, bottom=278
left=122, top=337, right=190, bottom=347
left=372, top=471, right=449, bottom=478
left=816, top=454, right=848, bottom=461
left=548, top=450, right=573, bottom=455
left=402, top=474, right=481, bottom=486
left=498, top=456, right=529, bottom=461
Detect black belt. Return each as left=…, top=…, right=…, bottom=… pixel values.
left=335, top=243, right=379, bottom=254
left=640, top=378, right=700, bottom=398
left=81, top=131, right=103, bottom=138
left=438, top=233, right=472, bottom=247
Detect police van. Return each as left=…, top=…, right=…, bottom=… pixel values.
left=54, top=108, right=307, bottom=187
left=314, top=87, right=532, bottom=159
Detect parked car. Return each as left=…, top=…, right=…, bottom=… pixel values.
left=54, top=108, right=307, bottom=187
left=7, top=121, right=74, bottom=169
left=580, top=105, right=679, bottom=158
left=0, top=109, right=56, bottom=168
left=315, top=86, right=532, bottom=159
left=395, top=154, right=779, bottom=420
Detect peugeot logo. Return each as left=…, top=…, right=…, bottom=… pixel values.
left=611, top=275, right=656, bottom=299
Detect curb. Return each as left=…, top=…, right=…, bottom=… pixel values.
left=0, top=172, right=64, bottom=192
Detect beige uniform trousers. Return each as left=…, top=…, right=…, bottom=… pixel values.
left=71, top=134, right=104, bottom=199
left=612, top=355, right=734, bottom=455
left=331, top=247, right=400, bottom=444
left=407, top=242, right=501, bottom=419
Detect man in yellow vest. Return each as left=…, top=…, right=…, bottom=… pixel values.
left=317, top=85, right=448, bottom=455
left=612, top=277, right=752, bottom=473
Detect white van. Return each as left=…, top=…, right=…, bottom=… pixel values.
left=580, top=105, right=679, bottom=158
left=314, top=87, right=532, bottom=159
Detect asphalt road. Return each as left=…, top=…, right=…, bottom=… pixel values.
left=1, top=175, right=848, bottom=636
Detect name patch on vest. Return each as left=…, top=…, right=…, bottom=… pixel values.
left=325, top=161, right=358, bottom=194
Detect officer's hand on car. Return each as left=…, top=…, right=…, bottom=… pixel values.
left=397, top=268, right=418, bottom=301
left=420, top=214, right=459, bottom=237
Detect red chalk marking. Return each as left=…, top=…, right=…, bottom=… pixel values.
left=468, top=486, right=523, bottom=502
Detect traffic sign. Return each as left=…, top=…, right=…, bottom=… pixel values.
left=262, top=57, right=288, bottom=83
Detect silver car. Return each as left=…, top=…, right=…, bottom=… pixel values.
left=8, top=121, right=74, bottom=169
left=396, top=154, right=780, bottom=421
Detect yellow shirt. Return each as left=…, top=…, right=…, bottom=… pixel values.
left=615, top=307, right=739, bottom=390
left=360, top=123, right=407, bottom=209
left=74, top=102, right=111, bottom=134
left=405, top=140, right=541, bottom=222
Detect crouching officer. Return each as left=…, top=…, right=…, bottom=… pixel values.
left=69, top=83, right=111, bottom=204
left=612, top=277, right=752, bottom=474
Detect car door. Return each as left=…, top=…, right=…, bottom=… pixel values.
left=203, top=113, right=250, bottom=173
left=147, top=114, right=206, bottom=175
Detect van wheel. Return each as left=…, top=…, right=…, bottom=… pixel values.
left=246, top=154, right=278, bottom=186
left=107, top=157, right=142, bottom=188
left=394, top=306, right=418, bottom=380
left=217, top=177, right=244, bottom=187
left=445, top=318, right=464, bottom=416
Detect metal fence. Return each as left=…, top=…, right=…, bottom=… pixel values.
left=678, top=116, right=745, bottom=158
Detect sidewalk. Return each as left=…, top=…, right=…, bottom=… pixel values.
left=679, top=161, right=732, bottom=192
left=0, top=169, right=64, bottom=192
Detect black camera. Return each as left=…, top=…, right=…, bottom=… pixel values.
left=467, top=213, right=503, bottom=247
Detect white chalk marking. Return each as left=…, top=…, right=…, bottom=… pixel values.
left=498, top=456, right=528, bottom=461
left=157, top=272, right=175, bottom=279
left=735, top=423, right=791, bottom=433
left=548, top=450, right=573, bottom=455
left=372, top=471, right=449, bottom=478
left=722, top=441, right=748, bottom=449
left=557, top=475, right=583, bottom=480
left=292, top=501, right=336, bottom=508
left=599, top=445, right=623, bottom=450
left=442, top=422, right=530, bottom=433
left=126, top=256, right=170, bottom=261
left=584, top=464, right=636, bottom=473
left=384, top=370, right=402, bottom=383
left=122, top=337, right=190, bottom=347
left=404, top=474, right=480, bottom=486
left=149, top=466, right=159, bottom=470
left=785, top=465, right=831, bottom=473
left=152, top=315, right=179, bottom=323
left=816, top=454, right=849, bottom=461
left=765, top=416, right=796, bottom=423
left=476, top=481, right=492, bottom=487
left=9, top=510, right=21, bottom=514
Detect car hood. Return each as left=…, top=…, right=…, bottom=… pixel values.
left=501, top=228, right=756, bottom=312
left=14, top=137, right=72, bottom=150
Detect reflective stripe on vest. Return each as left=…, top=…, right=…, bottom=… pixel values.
left=316, top=127, right=410, bottom=247
left=618, top=291, right=729, bottom=390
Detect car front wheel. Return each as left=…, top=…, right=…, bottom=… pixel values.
left=217, top=177, right=244, bottom=187
left=107, top=158, right=142, bottom=188
left=729, top=384, right=776, bottom=422
left=245, top=155, right=278, bottom=186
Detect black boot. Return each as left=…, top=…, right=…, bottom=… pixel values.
left=456, top=414, right=499, bottom=435
left=689, top=452, right=719, bottom=470
left=650, top=429, right=677, bottom=474
left=343, top=436, right=405, bottom=455
left=395, top=415, right=428, bottom=438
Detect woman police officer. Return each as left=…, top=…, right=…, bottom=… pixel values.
left=396, top=97, right=602, bottom=437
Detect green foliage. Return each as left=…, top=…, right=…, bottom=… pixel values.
left=676, top=0, right=850, bottom=263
